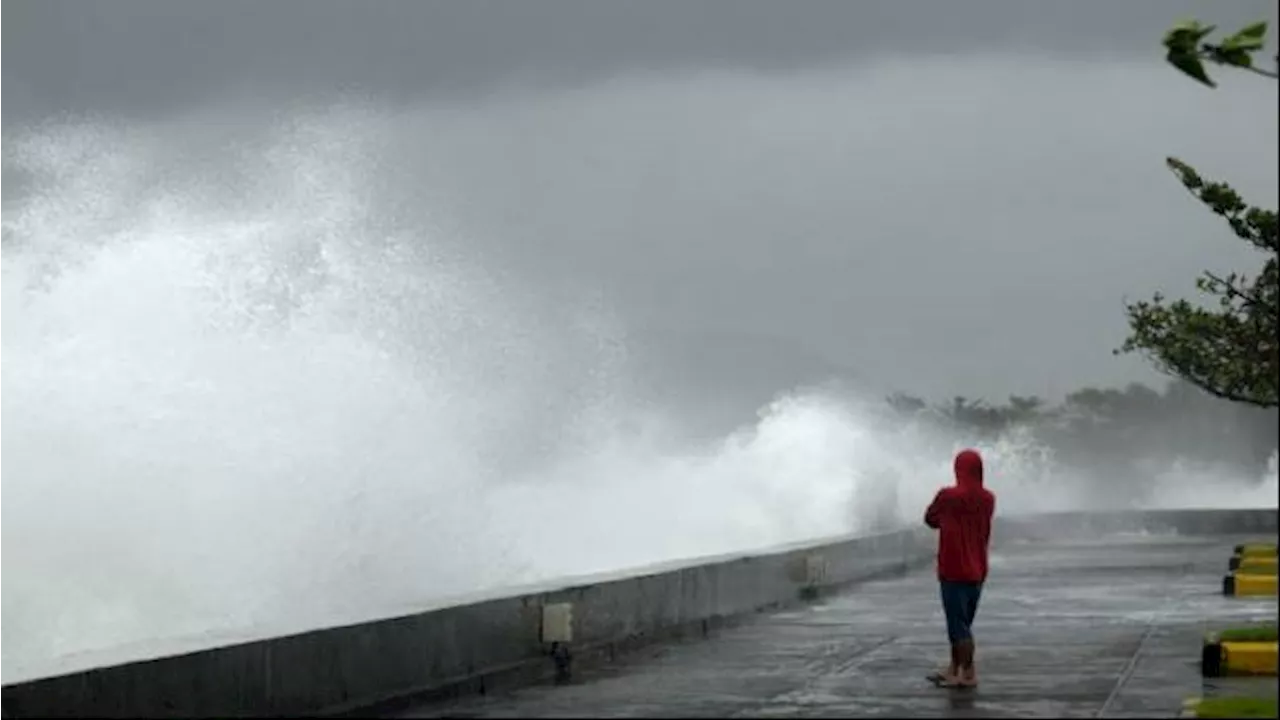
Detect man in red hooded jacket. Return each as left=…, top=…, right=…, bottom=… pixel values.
left=924, top=448, right=996, bottom=688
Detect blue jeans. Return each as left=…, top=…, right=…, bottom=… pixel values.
left=940, top=580, right=983, bottom=644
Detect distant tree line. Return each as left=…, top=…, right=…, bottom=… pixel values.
left=884, top=378, right=1278, bottom=480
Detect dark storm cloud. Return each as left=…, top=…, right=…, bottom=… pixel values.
left=3, top=0, right=1277, bottom=417
left=4, top=0, right=1275, bottom=123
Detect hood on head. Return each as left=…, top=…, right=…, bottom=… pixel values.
left=954, top=448, right=984, bottom=488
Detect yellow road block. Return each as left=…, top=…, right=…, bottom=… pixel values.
left=1201, top=639, right=1279, bottom=677
left=1234, top=542, right=1278, bottom=558
left=1230, top=555, right=1279, bottom=573
left=1222, top=641, right=1280, bottom=675
left=1223, top=572, right=1279, bottom=597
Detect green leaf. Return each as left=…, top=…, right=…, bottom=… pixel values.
left=1166, top=157, right=1204, bottom=189
left=1223, top=21, right=1269, bottom=52
left=1164, top=20, right=1217, bottom=52
left=1167, top=18, right=1216, bottom=40
left=1212, top=46, right=1254, bottom=68
left=1167, top=49, right=1216, bottom=87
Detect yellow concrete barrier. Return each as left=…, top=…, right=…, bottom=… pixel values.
left=1224, top=641, right=1280, bottom=675
left=1223, top=572, right=1279, bottom=597
left=1234, top=542, right=1278, bottom=557
left=1202, top=636, right=1279, bottom=677
left=1230, top=555, right=1279, bottom=573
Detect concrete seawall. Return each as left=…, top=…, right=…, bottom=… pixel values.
left=3, top=508, right=1275, bottom=718
left=994, top=508, right=1279, bottom=540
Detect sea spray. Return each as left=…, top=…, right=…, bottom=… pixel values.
left=2, top=105, right=1271, bottom=684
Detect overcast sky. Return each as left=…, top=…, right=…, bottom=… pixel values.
left=5, top=0, right=1278, bottom=121
left=5, top=0, right=1278, bottom=417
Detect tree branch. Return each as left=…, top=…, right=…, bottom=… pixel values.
left=1202, top=270, right=1265, bottom=308
left=1238, top=63, right=1280, bottom=79
left=1198, top=49, right=1280, bottom=79
left=1138, top=327, right=1275, bottom=406
left=1147, top=355, right=1279, bottom=408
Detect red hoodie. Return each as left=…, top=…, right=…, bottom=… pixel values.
left=924, top=449, right=996, bottom=583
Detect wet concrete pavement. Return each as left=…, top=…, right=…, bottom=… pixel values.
left=392, top=534, right=1277, bottom=719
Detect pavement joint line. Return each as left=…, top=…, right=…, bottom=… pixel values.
left=1097, top=623, right=1156, bottom=718
left=1096, top=576, right=1188, bottom=720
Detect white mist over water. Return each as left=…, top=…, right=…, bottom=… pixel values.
left=1, top=88, right=1274, bottom=683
